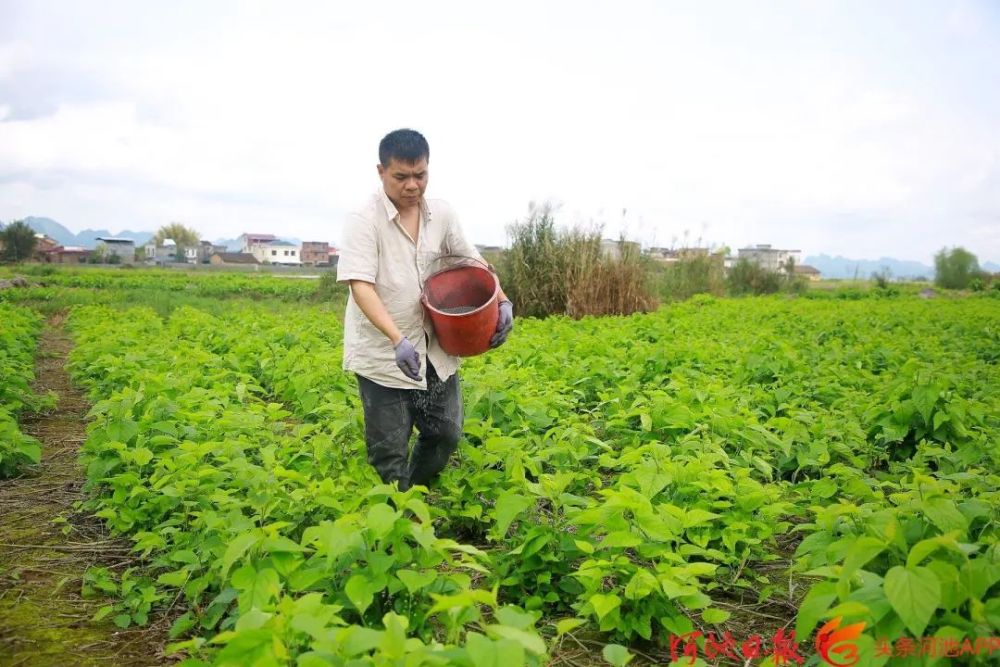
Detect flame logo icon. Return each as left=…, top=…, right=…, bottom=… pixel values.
left=815, top=617, right=866, bottom=667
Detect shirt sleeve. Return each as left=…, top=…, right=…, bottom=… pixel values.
left=337, top=212, right=378, bottom=283
left=442, top=202, right=485, bottom=265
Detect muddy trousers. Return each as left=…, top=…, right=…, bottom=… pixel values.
left=355, top=363, right=463, bottom=491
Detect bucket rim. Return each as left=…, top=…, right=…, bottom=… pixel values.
left=421, top=263, right=499, bottom=317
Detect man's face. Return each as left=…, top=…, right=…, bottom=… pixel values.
left=378, top=157, right=428, bottom=209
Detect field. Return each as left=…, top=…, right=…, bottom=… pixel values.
left=1, top=268, right=998, bottom=667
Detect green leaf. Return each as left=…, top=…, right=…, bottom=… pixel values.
left=366, top=503, right=398, bottom=540
left=795, top=581, right=837, bottom=640
left=826, top=601, right=871, bottom=620
left=157, top=569, right=189, bottom=587
left=168, top=611, right=197, bottom=639
left=396, top=569, right=436, bottom=594
left=639, top=412, right=652, bottom=432
left=589, top=593, right=621, bottom=621
left=910, top=384, right=938, bottom=426
left=922, top=498, right=969, bottom=535
left=602, top=644, right=634, bottom=666
left=811, top=478, right=838, bottom=499
left=624, top=569, right=659, bottom=600
left=20, top=441, right=41, bottom=464
left=495, top=606, right=538, bottom=631
left=840, top=536, right=886, bottom=582
left=484, top=625, right=546, bottom=656
left=492, top=492, right=533, bottom=536
left=234, top=608, right=272, bottom=632
left=345, top=574, right=377, bottom=615
left=262, top=536, right=306, bottom=554
left=92, top=605, right=115, bottom=622
left=213, top=628, right=274, bottom=663
left=985, top=598, right=1000, bottom=631
left=906, top=531, right=962, bottom=568
left=884, top=565, right=941, bottom=637
left=555, top=618, right=585, bottom=636
left=231, top=566, right=282, bottom=612
left=464, top=632, right=497, bottom=667
left=131, top=447, right=154, bottom=466
left=222, top=532, right=260, bottom=577
left=170, top=549, right=199, bottom=564
left=601, top=531, right=642, bottom=549
left=683, top=509, right=720, bottom=529
left=404, top=498, right=432, bottom=524
left=332, top=625, right=380, bottom=656
left=702, top=608, right=731, bottom=624
left=960, top=558, right=1000, bottom=599
left=379, top=611, right=408, bottom=659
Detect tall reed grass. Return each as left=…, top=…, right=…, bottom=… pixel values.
left=500, top=205, right=657, bottom=318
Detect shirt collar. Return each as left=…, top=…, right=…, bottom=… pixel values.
left=379, top=188, right=431, bottom=224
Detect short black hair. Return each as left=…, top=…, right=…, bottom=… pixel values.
left=379, top=129, right=429, bottom=167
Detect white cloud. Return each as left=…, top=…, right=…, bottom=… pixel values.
left=1, top=0, right=998, bottom=263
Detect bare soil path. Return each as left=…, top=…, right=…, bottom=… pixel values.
left=0, top=315, right=169, bottom=666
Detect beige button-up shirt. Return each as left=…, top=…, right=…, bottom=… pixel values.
left=336, top=189, right=485, bottom=389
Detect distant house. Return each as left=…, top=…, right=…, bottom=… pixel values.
left=146, top=239, right=180, bottom=264
left=42, top=245, right=90, bottom=264
left=794, top=265, right=822, bottom=281
left=239, top=233, right=277, bottom=253
left=646, top=246, right=713, bottom=263
left=737, top=244, right=801, bottom=272
left=600, top=238, right=641, bottom=260
left=300, top=241, right=331, bottom=266
left=145, top=239, right=222, bottom=264
left=198, top=240, right=227, bottom=264
left=95, top=237, right=136, bottom=264
left=210, top=252, right=260, bottom=265
left=249, top=240, right=301, bottom=265
left=32, top=234, right=60, bottom=262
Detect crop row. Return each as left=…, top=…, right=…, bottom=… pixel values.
left=0, top=267, right=330, bottom=300
left=67, top=296, right=1000, bottom=665
left=0, top=303, right=46, bottom=477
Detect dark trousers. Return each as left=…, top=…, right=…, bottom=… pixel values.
left=356, top=362, right=463, bottom=491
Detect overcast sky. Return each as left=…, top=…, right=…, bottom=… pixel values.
left=1, top=0, right=998, bottom=263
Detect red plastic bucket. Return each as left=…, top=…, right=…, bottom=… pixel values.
left=421, top=262, right=499, bottom=357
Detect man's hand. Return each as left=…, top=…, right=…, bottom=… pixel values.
left=490, top=300, right=514, bottom=349
left=394, top=336, right=423, bottom=381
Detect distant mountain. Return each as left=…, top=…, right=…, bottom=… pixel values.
left=984, top=261, right=1000, bottom=273
left=23, top=216, right=153, bottom=248
left=805, top=254, right=935, bottom=280
left=22, top=217, right=77, bottom=246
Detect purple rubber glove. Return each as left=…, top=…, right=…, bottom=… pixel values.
left=394, top=336, right=422, bottom=381
left=490, top=300, right=514, bottom=349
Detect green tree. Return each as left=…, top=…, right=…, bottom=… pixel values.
left=154, top=222, right=200, bottom=247
left=934, top=247, right=979, bottom=289
left=0, top=220, right=38, bottom=263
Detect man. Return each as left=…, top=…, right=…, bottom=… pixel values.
left=337, top=129, right=514, bottom=491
